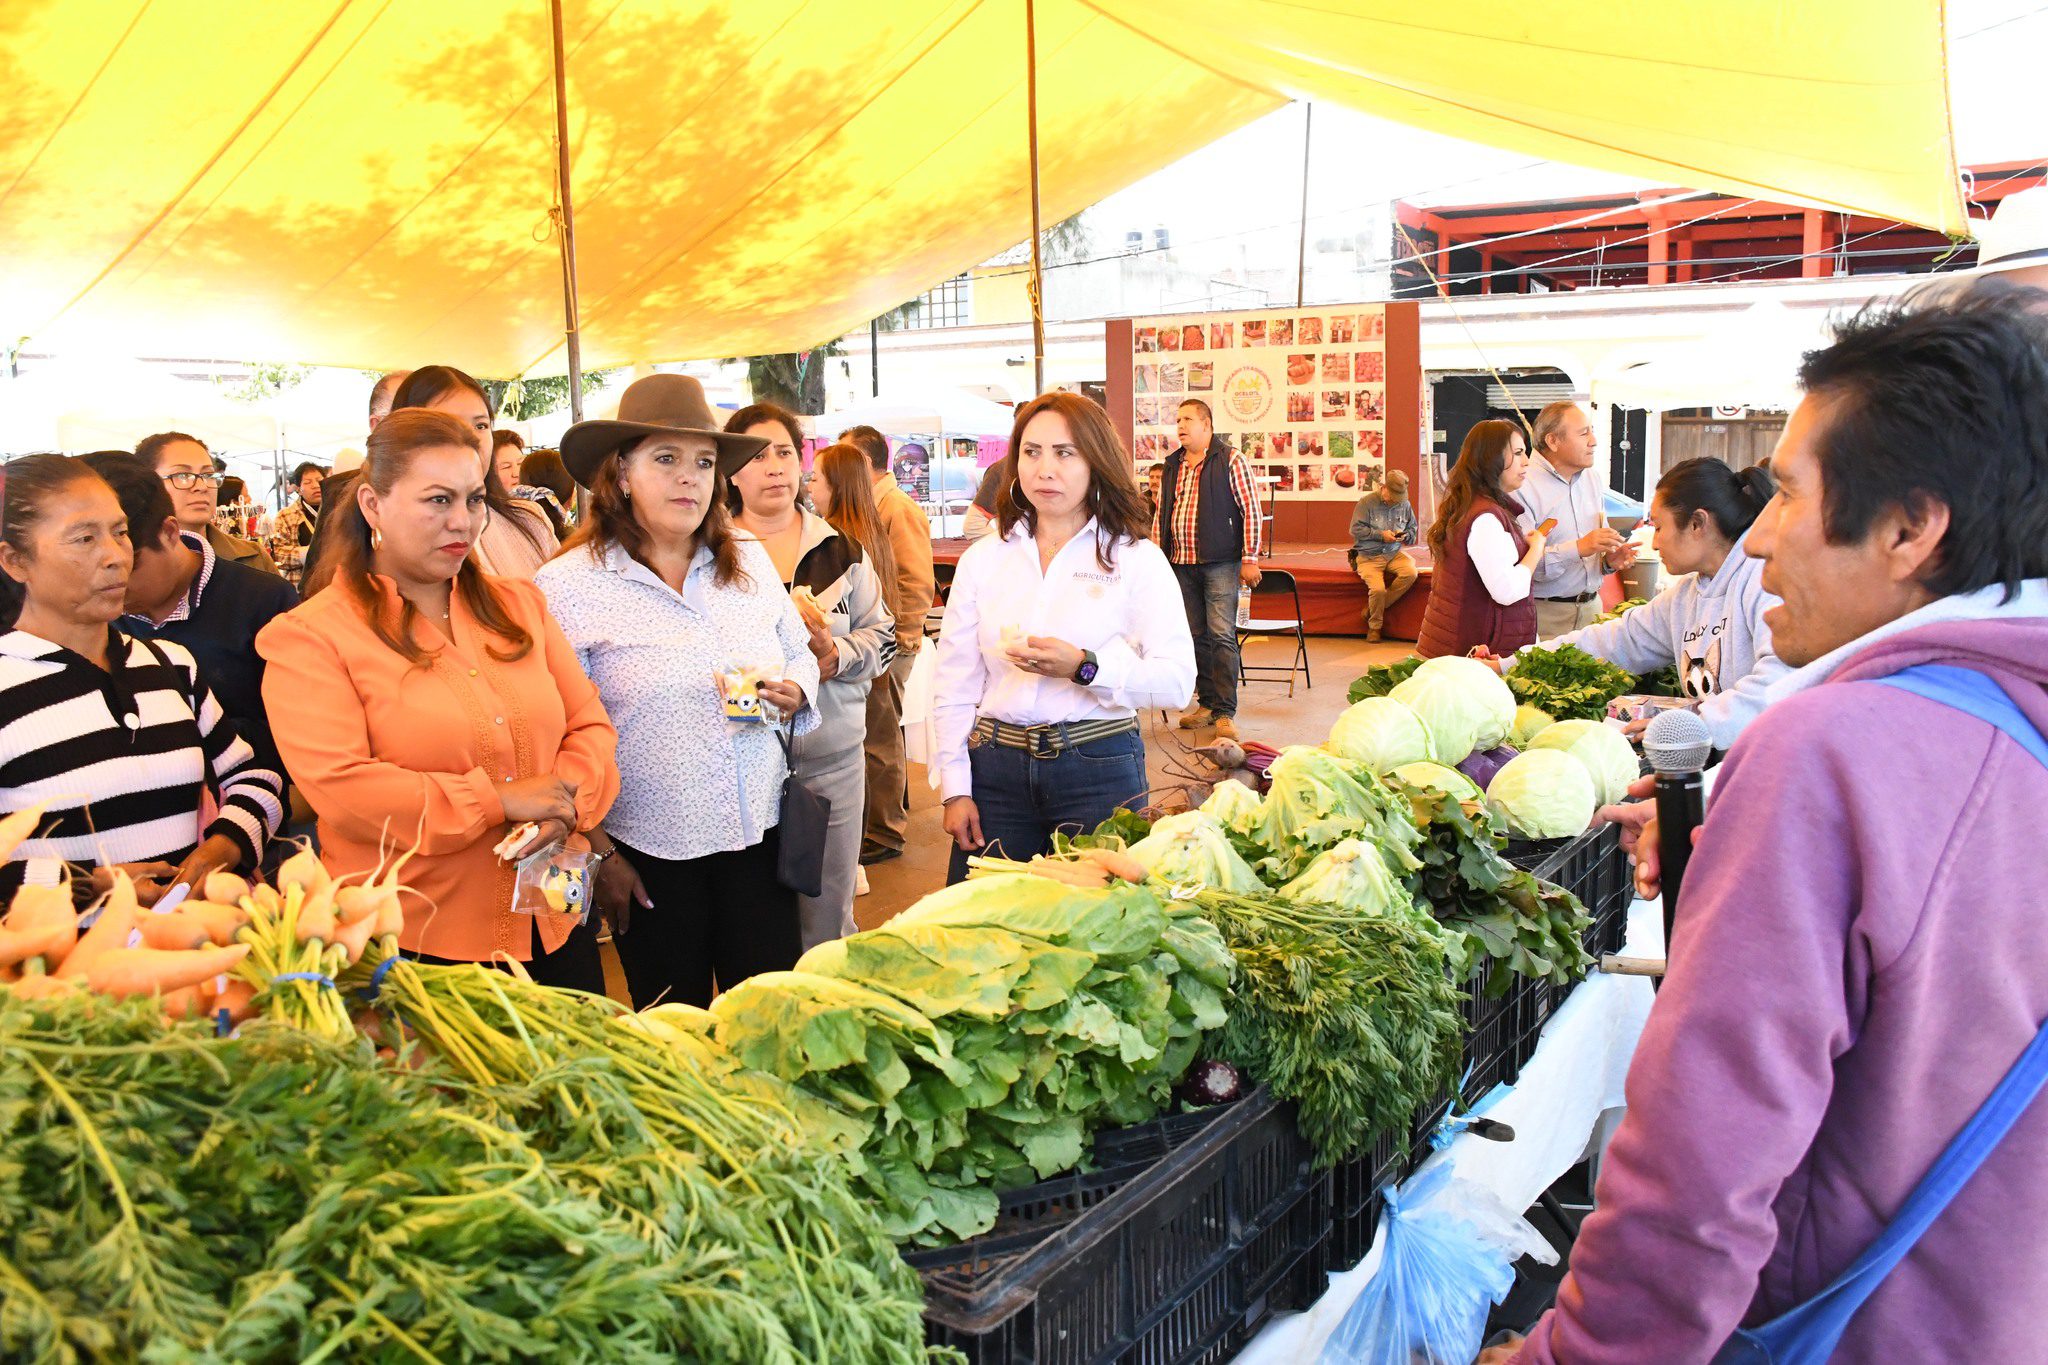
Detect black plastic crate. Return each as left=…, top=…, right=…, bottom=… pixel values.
left=1326, top=1124, right=1407, bottom=1272
left=1501, top=823, right=1634, bottom=1069
left=912, top=1088, right=1322, bottom=1365
left=1459, top=967, right=1520, bottom=1102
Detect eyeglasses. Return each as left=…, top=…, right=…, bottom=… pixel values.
left=161, top=471, right=225, bottom=490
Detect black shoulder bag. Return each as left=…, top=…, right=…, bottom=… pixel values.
left=773, top=725, right=831, bottom=899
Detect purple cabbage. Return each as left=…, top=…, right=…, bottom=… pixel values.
left=1455, top=744, right=1519, bottom=790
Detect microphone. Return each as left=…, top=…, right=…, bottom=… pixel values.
left=1643, top=708, right=1713, bottom=964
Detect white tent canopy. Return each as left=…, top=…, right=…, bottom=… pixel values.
left=1589, top=301, right=1824, bottom=412
left=821, top=384, right=1018, bottom=439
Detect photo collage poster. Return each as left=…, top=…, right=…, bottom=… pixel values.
left=1128, top=304, right=1390, bottom=501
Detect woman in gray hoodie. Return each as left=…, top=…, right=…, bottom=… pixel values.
left=1510, top=458, right=1785, bottom=749
left=728, top=407, right=899, bottom=950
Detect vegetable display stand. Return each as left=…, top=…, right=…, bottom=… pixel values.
left=911, top=1088, right=1325, bottom=1364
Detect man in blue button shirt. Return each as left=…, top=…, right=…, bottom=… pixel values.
left=1348, top=469, right=1418, bottom=642
left=1515, top=401, right=1636, bottom=638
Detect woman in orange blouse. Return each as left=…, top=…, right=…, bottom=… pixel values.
left=258, top=410, right=619, bottom=989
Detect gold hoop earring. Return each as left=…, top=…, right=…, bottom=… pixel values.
left=371, top=527, right=384, bottom=550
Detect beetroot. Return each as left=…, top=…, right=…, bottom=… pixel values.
left=1178, top=1058, right=1244, bottom=1107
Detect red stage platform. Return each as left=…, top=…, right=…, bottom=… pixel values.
left=931, top=539, right=1427, bottom=639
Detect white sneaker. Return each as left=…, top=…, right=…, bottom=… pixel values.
left=855, top=865, right=871, bottom=896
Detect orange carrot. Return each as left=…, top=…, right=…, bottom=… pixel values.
left=331, top=912, right=376, bottom=964
left=295, top=899, right=338, bottom=945
left=0, top=894, right=78, bottom=963
left=212, top=978, right=257, bottom=1022
left=0, top=918, right=84, bottom=967
left=137, top=912, right=214, bottom=952
left=180, top=901, right=250, bottom=947
left=8, top=972, right=75, bottom=1002
left=1078, top=847, right=1149, bottom=883
left=85, top=943, right=251, bottom=997
left=276, top=847, right=330, bottom=899
left=57, top=874, right=141, bottom=979
left=333, top=884, right=384, bottom=925
left=202, top=869, right=252, bottom=905
left=5, top=881, right=76, bottom=927
left=0, top=802, right=49, bottom=863
left=160, top=985, right=210, bottom=1020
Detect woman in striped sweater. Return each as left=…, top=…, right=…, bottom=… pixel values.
left=0, top=455, right=284, bottom=900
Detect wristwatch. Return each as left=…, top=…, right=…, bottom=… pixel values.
left=1071, top=650, right=1099, bottom=686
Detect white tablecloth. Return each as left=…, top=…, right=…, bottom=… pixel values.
left=1237, top=899, right=1665, bottom=1363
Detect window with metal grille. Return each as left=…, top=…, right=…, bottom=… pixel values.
left=903, top=273, right=972, bottom=328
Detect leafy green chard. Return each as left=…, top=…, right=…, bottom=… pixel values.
left=714, top=875, right=1231, bottom=1245
left=1502, top=644, right=1642, bottom=722
left=1392, top=780, right=1595, bottom=996
left=1346, top=656, right=1423, bottom=703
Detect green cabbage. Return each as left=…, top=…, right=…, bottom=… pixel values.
left=1485, top=749, right=1598, bottom=840
left=1245, top=746, right=1425, bottom=882
left=1326, top=696, right=1435, bottom=772
left=1199, top=777, right=1265, bottom=835
left=1126, top=809, right=1264, bottom=894
left=1391, top=656, right=1517, bottom=763
left=1277, top=837, right=1417, bottom=922
left=1389, top=760, right=1483, bottom=803
left=1527, top=718, right=1642, bottom=806
left=1509, top=703, right=1556, bottom=747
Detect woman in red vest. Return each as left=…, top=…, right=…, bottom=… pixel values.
left=1415, top=419, right=1550, bottom=658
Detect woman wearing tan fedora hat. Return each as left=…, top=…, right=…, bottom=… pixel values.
left=535, top=374, right=822, bottom=1008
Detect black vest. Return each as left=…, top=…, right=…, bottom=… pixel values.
left=1158, top=437, right=1245, bottom=564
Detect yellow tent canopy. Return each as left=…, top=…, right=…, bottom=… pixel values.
left=0, top=1, right=1960, bottom=376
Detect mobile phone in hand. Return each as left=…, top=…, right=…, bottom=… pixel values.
left=1537, top=517, right=1558, bottom=536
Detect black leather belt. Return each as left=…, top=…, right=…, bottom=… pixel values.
left=971, top=715, right=1138, bottom=758
left=1537, top=592, right=1600, bottom=605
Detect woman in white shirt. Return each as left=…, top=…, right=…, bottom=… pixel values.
left=536, top=375, right=820, bottom=1008
left=1414, top=419, right=1551, bottom=659
left=935, top=391, right=1195, bottom=883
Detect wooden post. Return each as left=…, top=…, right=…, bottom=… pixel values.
left=1295, top=102, right=1312, bottom=306
left=548, top=0, right=585, bottom=421
left=1025, top=0, right=1046, bottom=395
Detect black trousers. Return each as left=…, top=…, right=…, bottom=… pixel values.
left=610, top=829, right=801, bottom=1008
left=406, top=912, right=608, bottom=995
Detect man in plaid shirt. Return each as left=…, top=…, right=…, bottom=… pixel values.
left=1152, top=398, right=1261, bottom=738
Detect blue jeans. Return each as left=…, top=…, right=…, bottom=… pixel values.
left=1173, top=560, right=1241, bottom=717
left=945, top=726, right=1149, bottom=884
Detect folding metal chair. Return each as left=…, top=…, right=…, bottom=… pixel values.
left=1236, top=568, right=1311, bottom=696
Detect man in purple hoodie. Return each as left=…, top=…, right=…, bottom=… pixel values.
left=1498, top=284, right=2048, bottom=1364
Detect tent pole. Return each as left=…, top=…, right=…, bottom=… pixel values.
left=1296, top=101, right=1312, bottom=307
left=1025, top=0, right=1046, bottom=395
left=549, top=0, right=585, bottom=423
